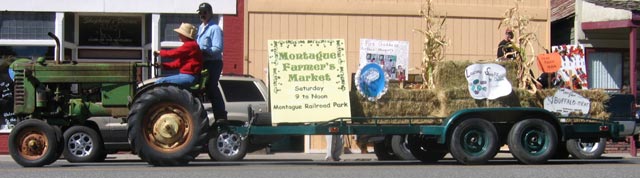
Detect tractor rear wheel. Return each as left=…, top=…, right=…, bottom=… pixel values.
left=128, top=85, right=209, bottom=166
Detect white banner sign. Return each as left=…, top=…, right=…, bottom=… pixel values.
left=464, top=63, right=512, bottom=99
left=543, top=88, right=591, bottom=116
left=359, top=39, right=409, bottom=81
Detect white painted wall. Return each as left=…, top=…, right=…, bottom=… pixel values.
left=580, top=1, right=631, bottom=23
left=1, top=0, right=237, bottom=14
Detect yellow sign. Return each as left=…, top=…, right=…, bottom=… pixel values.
left=268, top=39, right=351, bottom=123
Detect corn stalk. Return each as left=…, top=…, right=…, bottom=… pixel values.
left=498, top=0, right=542, bottom=93
left=414, top=0, right=447, bottom=89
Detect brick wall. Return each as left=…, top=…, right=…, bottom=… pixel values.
left=606, top=140, right=639, bottom=154
left=222, top=0, right=244, bottom=75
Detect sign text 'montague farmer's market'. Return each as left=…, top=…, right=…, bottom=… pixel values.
left=278, top=52, right=338, bottom=82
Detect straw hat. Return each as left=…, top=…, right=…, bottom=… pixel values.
left=174, top=23, right=197, bottom=40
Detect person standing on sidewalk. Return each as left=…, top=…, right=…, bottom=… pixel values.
left=197, top=2, right=227, bottom=122
left=325, top=135, right=343, bottom=161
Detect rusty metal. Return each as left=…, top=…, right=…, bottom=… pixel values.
left=16, top=128, right=49, bottom=160
left=143, top=103, right=193, bottom=153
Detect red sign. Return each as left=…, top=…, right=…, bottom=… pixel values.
left=536, top=53, right=562, bottom=73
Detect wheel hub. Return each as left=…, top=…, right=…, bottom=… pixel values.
left=153, top=113, right=182, bottom=145
left=145, top=103, right=193, bottom=151
left=523, top=129, right=546, bottom=153
left=19, top=131, right=48, bottom=160
left=217, top=132, right=241, bottom=156
left=462, top=129, right=485, bottom=154
left=67, top=133, right=93, bottom=157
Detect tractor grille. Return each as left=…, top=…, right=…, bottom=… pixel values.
left=13, top=70, right=25, bottom=106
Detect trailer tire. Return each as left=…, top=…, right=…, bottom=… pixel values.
left=508, top=119, right=557, bottom=164
left=449, top=118, right=499, bottom=165
left=128, top=85, right=209, bottom=166
left=373, top=136, right=398, bottom=161
left=566, top=138, right=606, bottom=159
left=8, top=119, right=60, bottom=167
left=390, top=135, right=416, bottom=160
left=62, top=125, right=105, bottom=162
left=207, top=129, right=247, bottom=161
left=406, top=134, right=447, bottom=163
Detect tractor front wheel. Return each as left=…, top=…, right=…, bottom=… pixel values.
left=8, top=119, right=60, bottom=167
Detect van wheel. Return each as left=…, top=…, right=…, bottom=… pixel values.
left=508, top=119, right=557, bottom=164
left=373, top=136, right=398, bottom=160
left=390, top=135, right=416, bottom=160
left=128, top=85, right=209, bottom=166
left=406, top=134, right=447, bottom=163
left=8, top=119, right=60, bottom=167
left=566, top=138, right=606, bottom=159
left=208, top=129, right=247, bottom=161
left=62, top=125, right=105, bottom=162
left=449, top=118, right=499, bottom=165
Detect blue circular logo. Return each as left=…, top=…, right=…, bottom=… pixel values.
left=356, top=63, right=388, bottom=101
left=8, top=68, right=15, bottom=81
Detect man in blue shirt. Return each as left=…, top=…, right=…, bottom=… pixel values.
left=197, top=2, right=227, bottom=121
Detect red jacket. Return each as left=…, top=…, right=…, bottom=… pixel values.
left=159, top=40, right=203, bottom=75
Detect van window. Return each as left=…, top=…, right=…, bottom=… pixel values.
left=219, top=80, right=265, bottom=102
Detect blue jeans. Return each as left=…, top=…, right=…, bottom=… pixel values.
left=204, top=60, right=227, bottom=120
left=155, top=73, right=196, bottom=88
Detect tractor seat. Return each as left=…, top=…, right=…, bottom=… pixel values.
left=190, top=69, right=209, bottom=92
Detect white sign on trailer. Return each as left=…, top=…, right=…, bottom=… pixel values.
left=543, top=88, right=591, bottom=116
left=464, top=63, right=512, bottom=100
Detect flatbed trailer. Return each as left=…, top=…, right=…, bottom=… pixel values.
left=229, top=107, right=623, bottom=165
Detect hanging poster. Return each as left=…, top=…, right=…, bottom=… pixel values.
left=464, top=63, right=512, bottom=100
left=551, top=44, right=588, bottom=89
left=359, top=39, right=409, bottom=81
left=268, top=39, right=351, bottom=123
left=543, top=88, right=591, bottom=116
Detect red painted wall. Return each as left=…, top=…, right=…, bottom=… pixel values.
left=222, top=0, right=244, bottom=75
left=0, top=133, right=8, bottom=154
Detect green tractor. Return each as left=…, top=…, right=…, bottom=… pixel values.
left=7, top=32, right=209, bottom=167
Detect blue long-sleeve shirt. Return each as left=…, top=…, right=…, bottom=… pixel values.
left=197, top=18, right=223, bottom=61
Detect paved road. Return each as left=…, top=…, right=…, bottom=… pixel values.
left=1, top=153, right=639, bottom=178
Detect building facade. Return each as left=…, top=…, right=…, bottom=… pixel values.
left=1, top=0, right=552, bottom=154
left=241, top=0, right=550, bottom=153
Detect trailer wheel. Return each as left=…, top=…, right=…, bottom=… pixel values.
left=390, top=135, right=416, bottom=160
left=508, top=119, right=557, bottom=164
left=8, top=119, right=60, bottom=167
left=448, top=118, right=499, bottom=165
left=128, top=85, right=209, bottom=166
left=62, top=125, right=105, bottom=162
left=207, top=129, right=247, bottom=161
left=373, top=136, right=398, bottom=161
left=406, top=134, right=447, bottom=163
left=566, top=138, right=606, bottom=159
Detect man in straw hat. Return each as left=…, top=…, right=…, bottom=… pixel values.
left=197, top=2, right=227, bottom=122
left=153, top=23, right=203, bottom=87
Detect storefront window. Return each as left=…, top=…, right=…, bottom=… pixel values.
left=0, top=46, right=55, bottom=60
left=78, top=16, right=142, bottom=47
left=0, top=12, right=55, bottom=40
left=161, top=14, right=200, bottom=42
